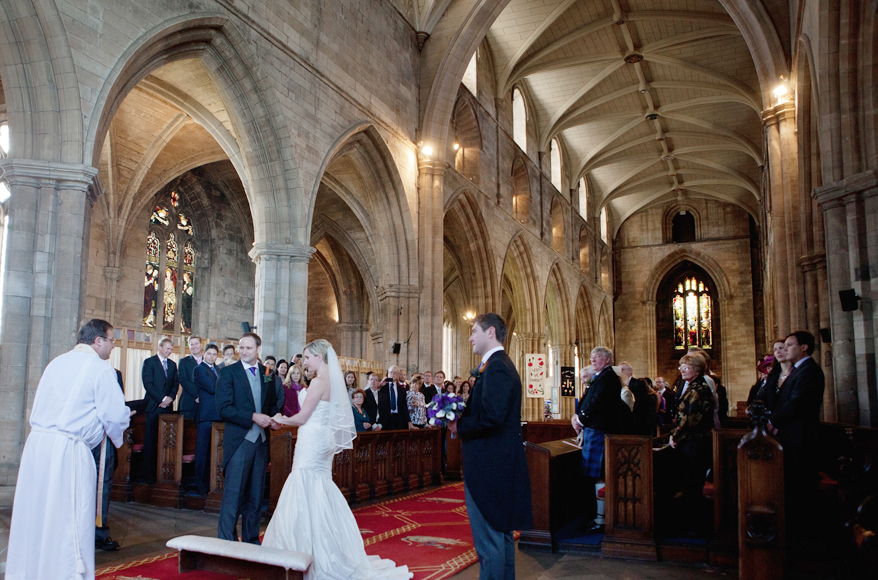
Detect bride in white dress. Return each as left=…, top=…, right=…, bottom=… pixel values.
left=264, top=339, right=412, bottom=580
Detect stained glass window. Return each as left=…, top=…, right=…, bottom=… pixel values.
left=143, top=189, right=196, bottom=334
left=673, top=276, right=712, bottom=350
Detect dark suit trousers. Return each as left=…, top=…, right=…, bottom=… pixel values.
left=195, top=421, right=213, bottom=495
left=465, top=483, right=515, bottom=580
left=143, top=408, right=170, bottom=484
left=218, top=439, right=268, bottom=544
left=92, top=441, right=114, bottom=541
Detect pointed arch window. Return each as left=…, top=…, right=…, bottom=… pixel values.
left=513, top=88, right=527, bottom=151
left=143, top=191, right=197, bottom=334
left=673, top=276, right=712, bottom=350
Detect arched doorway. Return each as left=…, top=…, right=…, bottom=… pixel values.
left=656, top=260, right=721, bottom=382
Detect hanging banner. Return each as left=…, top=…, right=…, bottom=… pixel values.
left=525, top=353, right=546, bottom=398
left=560, top=366, right=576, bottom=397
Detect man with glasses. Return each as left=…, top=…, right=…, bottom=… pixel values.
left=6, top=319, right=131, bottom=579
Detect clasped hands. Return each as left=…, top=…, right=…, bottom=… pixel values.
left=253, top=412, right=283, bottom=430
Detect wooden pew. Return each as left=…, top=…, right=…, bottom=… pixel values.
left=602, top=434, right=658, bottom=560
left=152, top=414, right=198, bottom=508
left=522, top=420, right=574, bottom=444
left=111, top=413, right=145, bottom=502
left=520, top=438, right=586, bottom=550
left=710, top=428, right=749, bottom=566
left=445, top=428, right=462, bottom=480
left=205, top=422, right=225, bottom=514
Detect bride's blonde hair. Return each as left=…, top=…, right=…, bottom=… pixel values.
left=304, top=339, right=332, bottom=363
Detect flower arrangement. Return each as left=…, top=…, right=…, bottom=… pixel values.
left=544, top=400, right=553, bottom=421
left=426, top=392, right=466, bottom=427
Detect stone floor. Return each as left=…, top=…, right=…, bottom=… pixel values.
left=0, top=499, right=735, bottom=580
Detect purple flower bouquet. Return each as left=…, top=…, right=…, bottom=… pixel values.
left=426, top=393, right=466, bottom=427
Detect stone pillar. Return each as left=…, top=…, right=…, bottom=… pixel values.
left=801, top=254, right=837, bottom=421
left=248, top=243, right=314, bottom=361
left=417, top=157, right=445, bottom=372
left=763, top=102, right=804, bottom=336
left=644, top=300, right=657, bottom=378
left=0, top=159, right=97, bottom=505
left=814, top=169, right=878, bottom=427
left=337, top=321, right=370, bottom=360
left=557, top=343, right=576, bottom=419
left=102, top=265, right=123, bottom=322
left=376, top=284, right=419, bottom=370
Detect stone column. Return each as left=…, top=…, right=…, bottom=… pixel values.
left=644, top=300, right=657, bottom=378
left=376, top=284, right=419, bottom=370
left=337, top=321, right=370, bottom=360
left=763, top=101, right=804, bottom=336
left=0, top=159, right=97, bottom=505
left=248, top=243, right=314, bottom=361
left=814, top=169, right=878, bottom=426
left=102, top=265, right=123, bottom=322
left=801, top=254, right=837, bottom=421
left=417, top=157, right=445, bottom=372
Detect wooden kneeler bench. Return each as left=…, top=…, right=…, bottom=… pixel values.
left=166, top=535, right=312, bottom=580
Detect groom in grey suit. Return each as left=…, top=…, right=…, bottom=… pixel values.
left=215, top=332, right=281, bottom=543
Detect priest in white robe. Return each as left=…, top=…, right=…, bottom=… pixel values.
left=6, top=319, right=131, bottom=580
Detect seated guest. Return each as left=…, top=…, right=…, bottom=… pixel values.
left=281, top=364, right=306, bottom=417
left=669, top=353, right=716, bottom=534
left=193, top=343, right=221, bottom=496
left=345, top=371, right=358, bottom=395
left=350, top=389, right=372, bottom=432
left=407, top=375, right=427, bottom=428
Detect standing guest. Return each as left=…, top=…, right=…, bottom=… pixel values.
left=142, top=337, right=178, bottom=484
left=93, top=368, right=126, bottom=551
left=619, top=362, right=652, bottom=435
left=643, top=377, right=661, bottom=434
left=619, top=378, right=635, bottom=433
left=748, top=353, right=776, bottom=406
left=468, top=375, right=477, bottom=389
left=572, top=347, right=622, bottom=532
left=178, top=335, right=204, bottom=420
left=345, top=370, right=358, bottom=394
left=281, top=365, right=306, bottom=417
left=450, top=313, right=531, bottom=580
left=363, top=373, right=383, bottom=430
left=193, top=343, right=221, bottom=496
left=422, top=371, right=438, bottom=404
left=264, top=355, right=277, bottom=376
left=460, top=382, right=472, bottom=403
left=398, top=368, right=410, bottom=389
left=655, top=377, right=675, bottom=425
left=453, top=376, right=464, bottom=392
left=217, top=344, right=236, bottom=369
left=350, top=389, right=372, bottom=432
left=444, top=380, right=457, bottom=395
left=407, top=374, right=427, bottom=428
left=292, top=353, right=303, bottom=369
left=763, top=331, right=825, bottom=538
left=687, top=346, right=726, bottom=427
left=580, top=366, right=595, bottom=397
left=6, top=319, right=131, bottom=580
left=275, top=360, right=289, bottom=383
left=433, top=371, right=447, bottom=399
left=380, top=366, right=409, bottom=430
left=215, top=332, right=281, bottom=543
left=669, top=353, right=716, bottom=534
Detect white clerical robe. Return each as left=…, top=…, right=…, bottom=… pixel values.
left=6, top=345, right=130, bottom=580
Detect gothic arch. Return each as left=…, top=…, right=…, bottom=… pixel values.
left=545, top=261, right=573, bottom=346
left=443, top=188, right=497, bottom=314
left=661, top=203, right=703, bottom=243
left=598, top=298, right=614, bottom=351
left=642, top=248, right=733, bottom=303
left=0, top=1, right=83, bottom=163
left=512, top=155, right=531, bottom=224
left=452, top=96, right=482, bottom=182
left=574, top=283, right=598, bottom=357
left=85, top=15, right=300, bottom=244
left=551, top=195, right=565, bottom=254
left=500, top=232, right=541, bottom=336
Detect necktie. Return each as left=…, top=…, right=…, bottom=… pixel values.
left=162, top=358, right=167, bottom=376
left=249, top=367, right=257, bottom=376
left=390, top=384, right=397, bottom=413
left=478, top=360, right=487, bottom=373
left=211, top=365, right=218, bottom=377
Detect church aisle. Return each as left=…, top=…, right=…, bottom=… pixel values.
left=1, top=499, right=735, bottom=580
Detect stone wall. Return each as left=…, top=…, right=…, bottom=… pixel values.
left=614, top=199, right=758, bottom=406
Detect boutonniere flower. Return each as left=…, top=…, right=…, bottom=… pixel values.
left=469, top=367, right=481, bottom=381
left=262, top=374, right=273, bottom=385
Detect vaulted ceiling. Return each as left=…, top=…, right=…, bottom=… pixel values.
left=485, top=0, right=765, bottom=234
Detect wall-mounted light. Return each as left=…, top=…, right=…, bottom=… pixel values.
left=421, top=144, right=434, bottom=157
left=453, top=139, right=460, bottom=151
left=773, top=77, right=789, bottom=104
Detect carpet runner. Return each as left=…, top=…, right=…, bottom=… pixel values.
left=95, top=482, right=476, bottom=580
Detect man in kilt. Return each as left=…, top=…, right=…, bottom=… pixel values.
left=572, top=346, right=623, bottom=532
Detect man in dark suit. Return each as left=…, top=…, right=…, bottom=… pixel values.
left=766, top=330, right=825, bottom=538
left=421, top=371, right=438, bottom=404
left=177, top=335, right=204, bottom=420
left=573, top=346, right=623, bottom=531
left=193, top=343, right=221, bottom=496
left=142, top=337, right=178, bottom=484
left=655, top=376, right=676, bottom=425
left=450, top=313, right=531, bottom=580
left=363, top=373, right=382, bottom=429
left=215, top=332, right=281, bottom=543
left=379, top=366, right=409, bottom=430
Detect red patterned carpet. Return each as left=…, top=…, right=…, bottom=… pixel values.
left=96, top=482, right=476, bottom=580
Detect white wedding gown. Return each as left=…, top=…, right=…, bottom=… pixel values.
left=262, top=400, right=412, bottom=579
